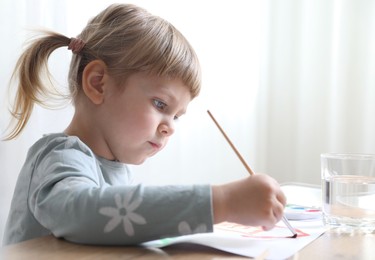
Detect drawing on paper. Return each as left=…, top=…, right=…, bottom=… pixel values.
left=215, top=222, right=309, bottom=239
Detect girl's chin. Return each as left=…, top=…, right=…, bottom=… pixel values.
left=123, top=151, right=158, bottom=165
left=130, top=156, right=150, bottom=165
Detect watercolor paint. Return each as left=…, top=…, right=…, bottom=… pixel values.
left=284, top=204, right=322, bottom=220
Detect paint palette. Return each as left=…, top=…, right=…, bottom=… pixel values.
left=284, top=204, right=322, bottom=220
left=281, top=183, right=322, bottom=220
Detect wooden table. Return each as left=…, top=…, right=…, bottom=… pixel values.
left=1, top=230, right=375, bottom=259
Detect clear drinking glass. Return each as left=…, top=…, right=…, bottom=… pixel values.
left=321, top=153, right=375, bottom=233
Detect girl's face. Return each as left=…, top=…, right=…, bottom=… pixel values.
left=96, top=72, right=192, bottom=164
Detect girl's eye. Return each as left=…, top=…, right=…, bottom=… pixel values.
left=153, top=99, right=167, bottom=110
left=153, top=99, right=181, bottom=121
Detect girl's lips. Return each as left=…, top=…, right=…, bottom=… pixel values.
left=149, top=141, right=161, bottom=149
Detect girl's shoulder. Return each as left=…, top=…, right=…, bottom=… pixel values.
left=30, top=133, right=94, bottom=159
left=28, top=133, right=130, bottom=182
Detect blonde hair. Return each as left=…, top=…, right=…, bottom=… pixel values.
left=5, top=3, right=201, bottom=140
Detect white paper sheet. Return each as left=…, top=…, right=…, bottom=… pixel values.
left=143, top=219, right=326, bottom=260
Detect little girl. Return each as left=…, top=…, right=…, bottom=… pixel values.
left=3, top=3, right=286, bottom=246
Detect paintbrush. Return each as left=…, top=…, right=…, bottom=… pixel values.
left=207, top=110, right=297, bottom=238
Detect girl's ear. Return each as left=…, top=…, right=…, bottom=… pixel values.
left=81, top=60, right=108, bottom=105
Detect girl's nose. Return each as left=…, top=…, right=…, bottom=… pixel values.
left=158, top=120, right=175, bottom=137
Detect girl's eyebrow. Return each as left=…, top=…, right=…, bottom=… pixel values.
left=155, top=87, right=179, bottom=105
left=157, top=86, right=176, bottom=99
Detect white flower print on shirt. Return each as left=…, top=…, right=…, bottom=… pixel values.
left=99, top=191, right=146, bottom=236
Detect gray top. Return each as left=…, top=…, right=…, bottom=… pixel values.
left=3, top=133, right=213, bottom=245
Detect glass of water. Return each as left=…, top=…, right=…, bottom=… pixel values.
left=321, top=153, right=375, bottom=233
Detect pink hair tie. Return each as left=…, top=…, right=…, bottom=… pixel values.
left=68, top=37, right=85, bottom=54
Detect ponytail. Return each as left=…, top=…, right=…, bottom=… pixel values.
left=5, top=32, right=71, bottom=140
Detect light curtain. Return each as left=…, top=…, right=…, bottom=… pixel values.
left=254, top=0, right=375, bottom=184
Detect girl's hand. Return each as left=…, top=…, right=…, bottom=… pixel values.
left=212, top=174, right=286, bottom=230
